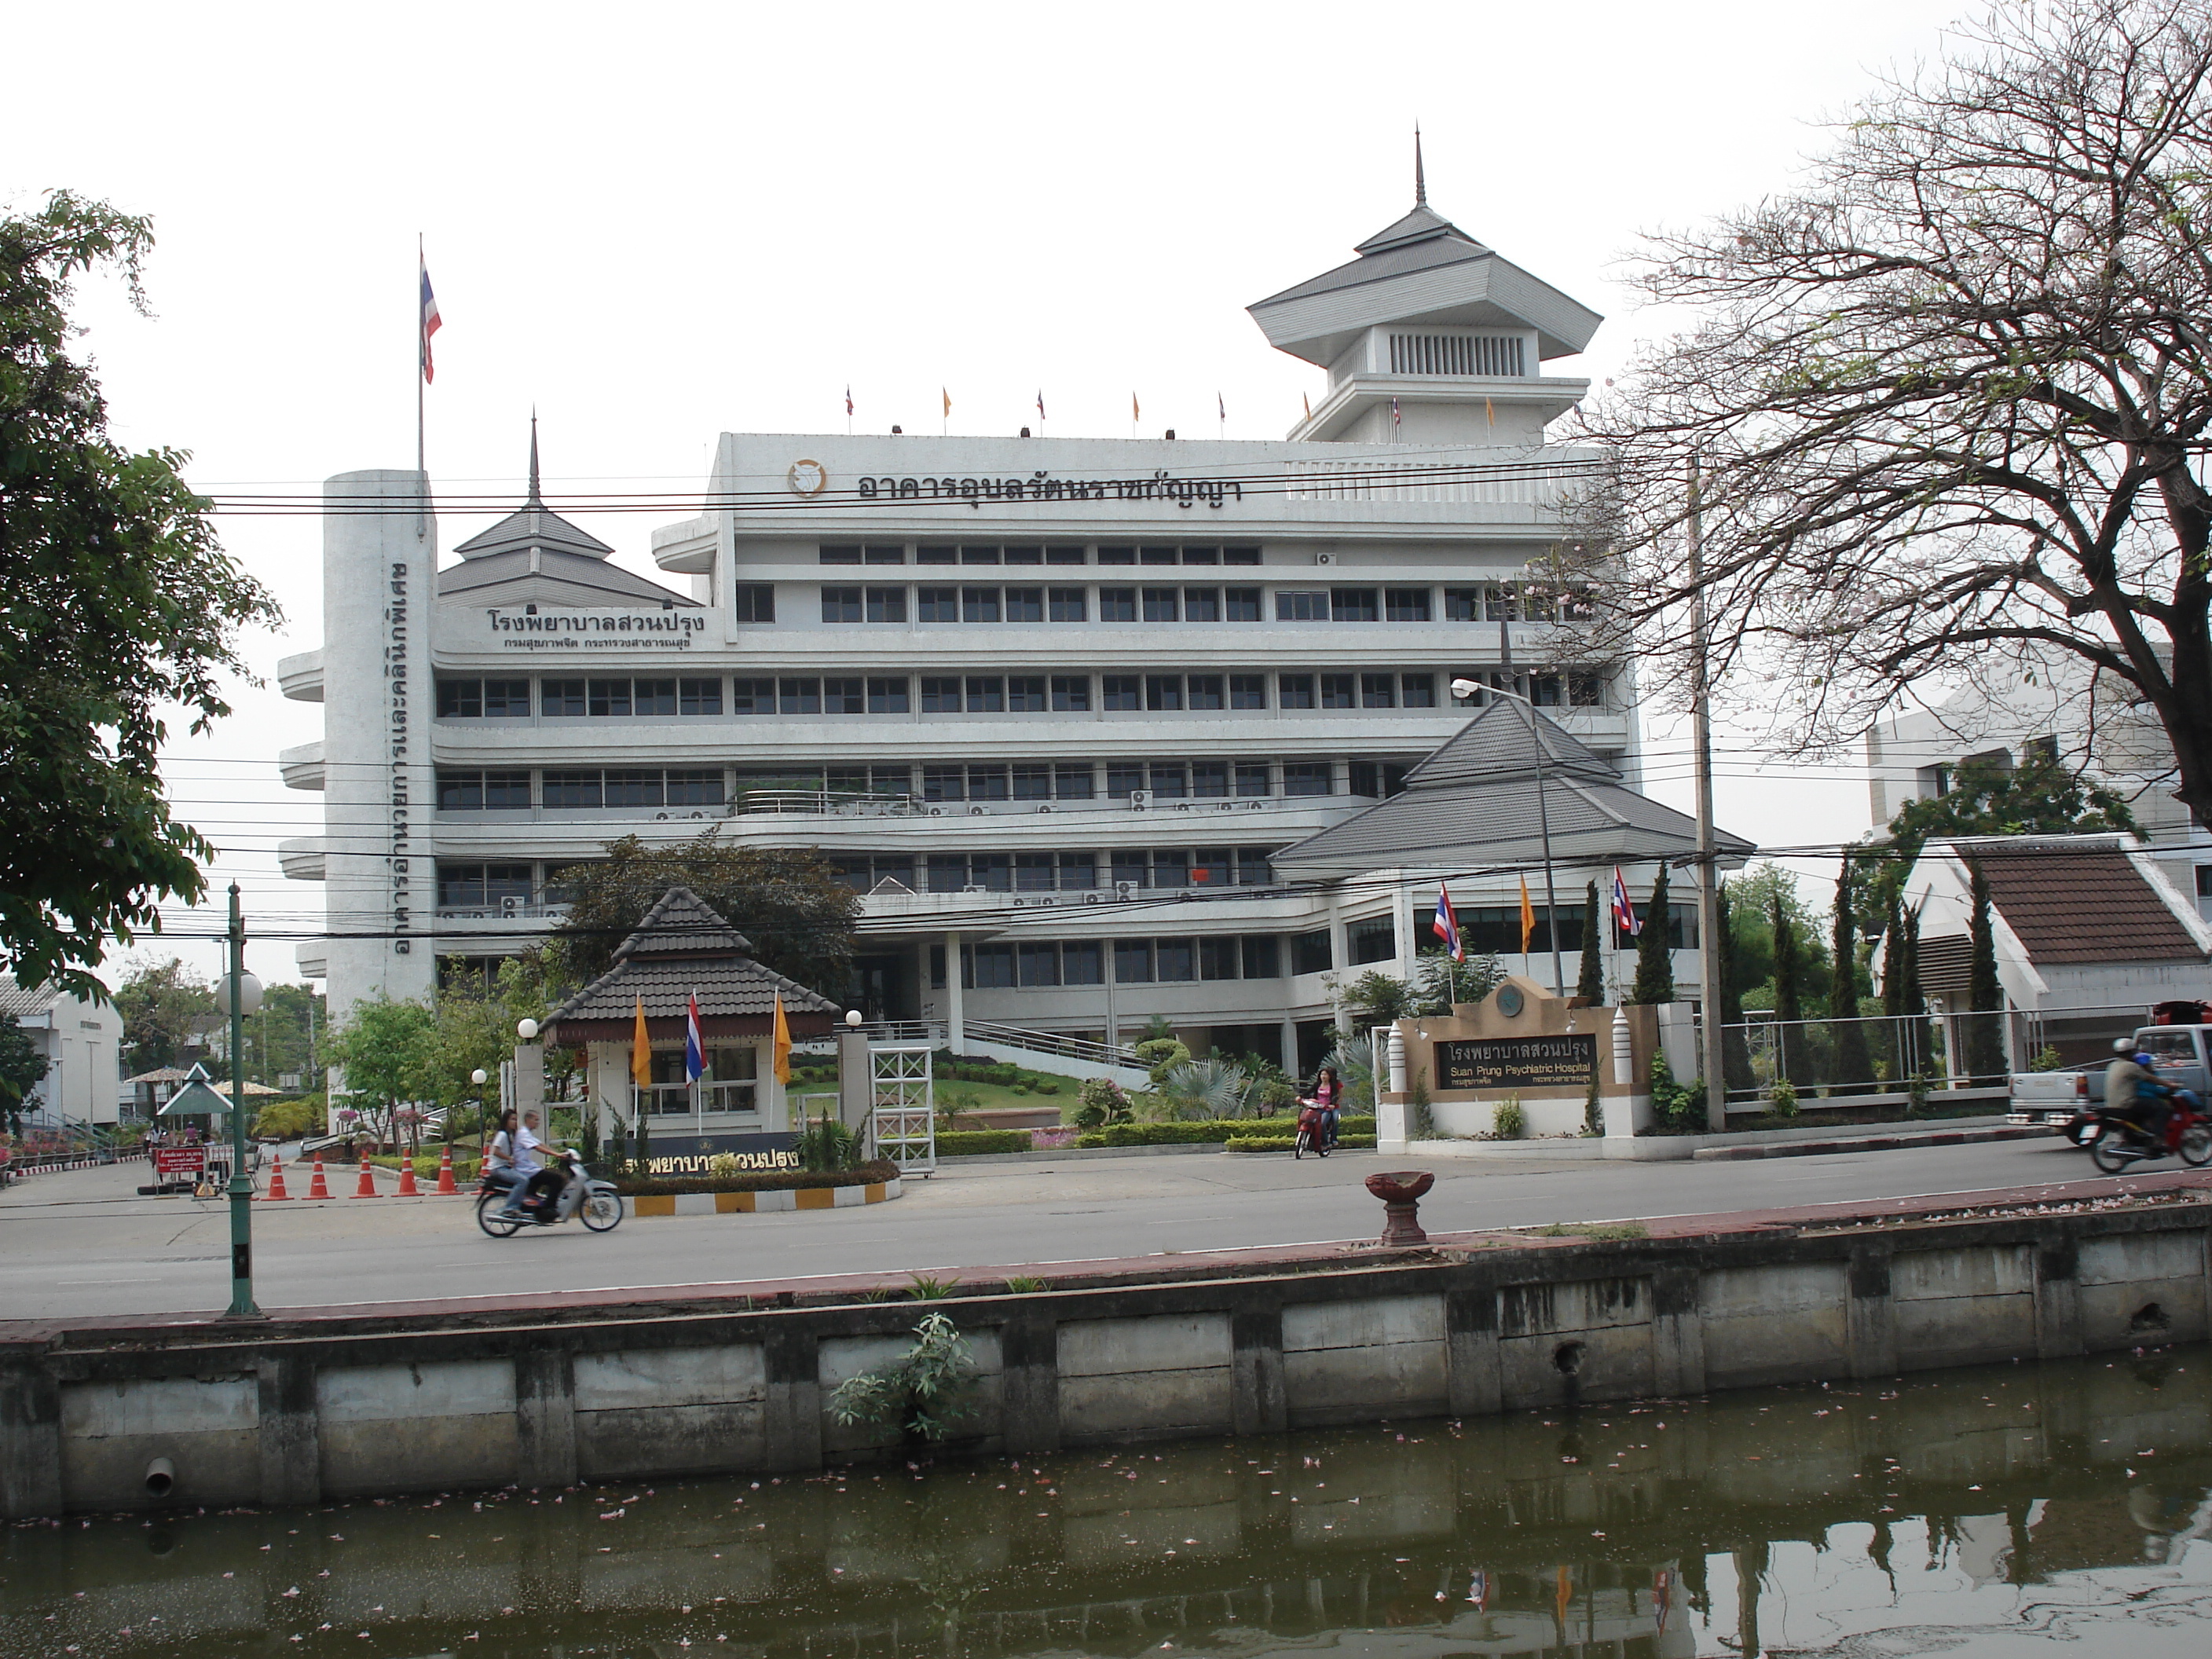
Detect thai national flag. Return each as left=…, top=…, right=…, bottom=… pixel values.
left=1432, top=883, right=1463, bottom=962
left=1611, top=866, right=1640, bottom=937
left=684, top=991, right=705, bottom=1082
left=419, top=258, right=441, bottom=384
left=844, top=386, right=854, bottom=417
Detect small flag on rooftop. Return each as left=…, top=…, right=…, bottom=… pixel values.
left=419, top=256, right=441, bottom=385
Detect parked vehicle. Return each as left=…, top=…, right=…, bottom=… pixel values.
left=475, top=1148, right=622, bottom=1236
left=2010, top=1023, right=2212, bottom=1143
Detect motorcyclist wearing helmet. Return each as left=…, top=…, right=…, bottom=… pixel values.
left=2106, top=1038, right=2174, bottom=1157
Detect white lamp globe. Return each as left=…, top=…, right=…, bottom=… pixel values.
left=845, top=1009, right=863, bottom=1027
left=471, top=1068, right=489, bottom=1086
left=515, top=1018, right=540, bottom=1041
left=218, top=971, right=264, bottom=1018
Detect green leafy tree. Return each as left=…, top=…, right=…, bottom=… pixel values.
left=1338, top=969, right=1417, bottom=1027
left=1577, top=881, right=1604, bottom=1003
left=321, top=994, right=438, bottom=1153
left=253, top=982, right=327, bottom=1088
left=1772, top=888, right=1806, bottom=1090
left=550, top=832, right=859, bottom=994
left=422, top=954, right=569, bottom=1136
left=1880, top=889, right=1926, bottom=1084
left=1829, top=859, right=1873, bottom=1094
left=0, top=1013, right=50, bottom=1133
left=1630, top=865, right=1675, bottom=1004
left=1714, top=881, right=1754, bottom=1100
left=1866, top=758, right=2137, bottom=919
left=113, top=956, right=215, bottom=1071
left=1411, top=945, right=1503, bottom=1013
left=1, top=193, right=281, bottom=998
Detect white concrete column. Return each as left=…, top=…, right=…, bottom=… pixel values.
left=1612, top=1007, right=1635, bottom=1086
left=944, top=929, right=965, bottom=1053
left=319, top=470, right=436, bottom=1031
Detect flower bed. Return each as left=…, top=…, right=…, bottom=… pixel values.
left=1223, top=1133, right=1379, bottom=1153
left=1075, top=1116, right=1375, bottom=1148
left=615, top=1159, right=900, bottom=1197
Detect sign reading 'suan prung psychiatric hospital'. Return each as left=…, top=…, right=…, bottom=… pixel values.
left=1434, top=1035, right=1598, bottom=1092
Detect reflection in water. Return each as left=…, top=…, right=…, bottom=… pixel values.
left=3, top=1348, right=2208, bottom=1657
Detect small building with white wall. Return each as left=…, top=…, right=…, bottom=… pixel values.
left=0, top=976, right=125, bottom=1128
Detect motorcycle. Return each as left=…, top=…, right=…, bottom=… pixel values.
left=1293, top=1101, right=1335, bottom=1159
left=476, top=1148, right=624, bottom=1236
left=2086, top=1087, right=2212, bottom=1174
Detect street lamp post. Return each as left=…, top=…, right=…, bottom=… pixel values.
left=222, top=883, right=264, bottom=1318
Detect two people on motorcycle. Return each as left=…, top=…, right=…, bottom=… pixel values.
left=2108, top=1039, right=2175, bottom=1158
left=486, top=1106, right=567, bottom=1217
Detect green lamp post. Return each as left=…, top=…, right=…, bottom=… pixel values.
left=220, top=883, right=263, bottom=1317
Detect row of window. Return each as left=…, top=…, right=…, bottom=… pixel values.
left=437, top=755, right=1421, bottom=812
left=833, top=846, right=1276, bottom=893
left=814, top=584, right=1596, bottom=624
left=434, top=669, right=1606, bottom=719
left=819, top=544, right=1262, bottom=567
left=436, top=861, right=588, bottom=908
left=945, top=931, right=1333, bottom=991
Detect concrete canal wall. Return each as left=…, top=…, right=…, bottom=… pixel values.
left=3, top=1202, right=2207, bottom=1518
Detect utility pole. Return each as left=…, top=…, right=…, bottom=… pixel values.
left=225, top=884, right=262, bottom=1318
left=1688, top=460, right=1729, bottom=1131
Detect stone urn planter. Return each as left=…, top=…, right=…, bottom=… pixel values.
left=1364, top=1169, right=1435, bottom=1246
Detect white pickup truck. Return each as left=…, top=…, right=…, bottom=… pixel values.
left=2009, top=1023, right=2212, bottom=1137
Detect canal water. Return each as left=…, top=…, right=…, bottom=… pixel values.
left=5, top=1346, right=2207, bottom=1658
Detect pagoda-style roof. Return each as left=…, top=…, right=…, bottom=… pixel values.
left=439, top=421, right=697, bottom=610
left=1248, top=191, right=1602, bottom=370
left=1273, top=700, right=1752, bottom=878
left=542, top=887, right=840, bottom=1044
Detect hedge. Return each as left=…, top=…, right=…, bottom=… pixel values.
left=1224, top=1133, right=1379, bottom=1152
left=366, top=1154, right=481, bottom=1180
left=1075, top=1115, right=1376, bottom=1148
left=936, top=1130, right=1035, bottom=1156
left=614, top=1159, right=901, bottom=1197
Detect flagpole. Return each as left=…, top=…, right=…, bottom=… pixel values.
left=415, top=233, right=426, bottom=541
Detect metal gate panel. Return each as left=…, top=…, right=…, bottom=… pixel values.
left=869, top=1043, right=936, bottom=1176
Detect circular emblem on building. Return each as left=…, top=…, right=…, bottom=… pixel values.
left=1495, top=983, right=1525, bottom=1018
left=786, top=459, right=829, bottom=497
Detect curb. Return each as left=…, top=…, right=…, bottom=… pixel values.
left=1692, top=1125, right=2051, bottom=1161
left=624, top=1177, right=903, bottom=1218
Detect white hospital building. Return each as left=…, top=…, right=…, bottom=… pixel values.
left=280, top=184, right=1719, bottom=1078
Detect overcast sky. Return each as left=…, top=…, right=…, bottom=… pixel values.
left=12, top=0, right=1971, bottom=986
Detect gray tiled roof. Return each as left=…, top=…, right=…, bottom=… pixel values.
left=0, top=976, right=56, bottom=1020
left=437, top=545, right=697, bottom=609
left=451, top=504, right=614, bottom=561
left=1254, top=208, right=1494, bottom=308
left=1399, top=699, right=1621, bottom=789
left=544, top=887, right=839, bottom=1036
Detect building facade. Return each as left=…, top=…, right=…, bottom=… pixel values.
left=0, top=976, right=124, bottom=1129
left=281, top=189, right=1714, bottom=1075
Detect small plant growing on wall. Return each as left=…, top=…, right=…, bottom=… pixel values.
left=1767, top=1076, right=1800, bottom=1119
left=1491, top=1096, right=1525, bottom=1140
left=1408, top=1066, right=1434, bottom=1141
left=828, top=1311, right=978, bottom=1442
left=1584, top=1069, right=1603, bottom=1137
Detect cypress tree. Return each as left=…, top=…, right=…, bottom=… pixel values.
left=1829, top=858, right=1872, bottom=1093
left=1965, top=862, right=2006, bottom=1081
left=1772, top=889, right=1802, bottom=1089
left=1718, top=880, right=1753, bottom=1097
left=1631, top=864, right=1675, bottom=1003
left=1577, top=881, right=1605, bottom=1004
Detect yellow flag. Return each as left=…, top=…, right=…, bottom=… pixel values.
left=630, top=994, right=650, bottom=1088
left=1485, top=397, right=1496, bottom=426
left=942, top=386, right=950, bottom=417
left=1519, top=877, right=1536, bottom=953
left=772, top=992, right=792, bottom=1085
left=1131, top=391, right=1140, bottom=423
left=1302, top=390, right=1312, bottom=419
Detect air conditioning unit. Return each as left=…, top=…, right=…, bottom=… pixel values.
left=499, top=896, right=523, bottom=919
left=1127, top=789, right=1152, bottom=809
left=1314, top=552, right=1335, bottom=566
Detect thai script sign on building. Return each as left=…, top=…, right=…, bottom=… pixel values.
left=1433, top=1035, right=1598, bottom=1093
left=854, top=469, right=1247, bottom=510
left=388, top=560, right=412, bottom=954
left=482, top=610, right=709, bottom=650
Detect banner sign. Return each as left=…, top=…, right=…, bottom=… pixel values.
left=153, top=1147, right=207, bottom=1175
left=1434, top=1034, right=1598, bottom=1092
left=621, top=1130, right=800, bottom=1176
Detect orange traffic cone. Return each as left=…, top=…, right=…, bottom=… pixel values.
left=352, top=1157, right=379, bottom=1198
left=435, top=1144, right=457, bottom=1196
left=262, top=1156, right=292, bottom=1201
left=396, top=1157, right=420, bottom=1197
left=307, top=1155, right=331, bottom=1201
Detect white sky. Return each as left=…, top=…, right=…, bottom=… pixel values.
left=9, top=0, right=1972, bottom=986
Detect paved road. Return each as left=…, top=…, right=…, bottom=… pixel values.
left=0, top=1136, right=2116, bottom=1324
